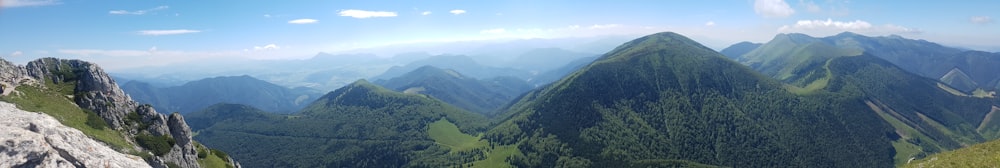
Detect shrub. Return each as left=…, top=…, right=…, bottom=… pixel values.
left=136, top=134, right=176, bottom=156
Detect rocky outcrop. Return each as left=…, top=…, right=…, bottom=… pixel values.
left=25, top=58, right=138, bottom=129
left=1, top=57, right=239, bottom=168
left=0, top=59, right=33, bottom=96
left=0, top=101, right=151, bottom=168
left=161, top=113, right=199, bottom=168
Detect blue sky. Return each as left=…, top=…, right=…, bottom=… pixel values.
left=1, top=0, right=998, bottom=70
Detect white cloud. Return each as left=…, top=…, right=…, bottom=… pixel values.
left=288, top=19, right=318, bottom=24
left=10, top=51, right=23, bottom=57
left=971, top=16, right=994, bottom=24
left=109, top=6, right=169, bottom=15
left=754, top=0, right=795, bottom=18
left=800, top=0, right=821, bottom=13
left=588, top=24, right=622, bottom=29
left=450, top=9, right=466, bottom=15
left=253, top=44, right=280, bottom=51
left=778, top=19, right=921, bottom=36
left=264, top=14, right=272, bottom=18
left=338, top=9, right=397, bottom=18
left=137, top=29, right=201, bottom=36
left=421, top=11, right=432, bottom=15
left=705, top=21, right=716, bottom=27
left=148, top=46, right=157, bottom=52
left=1, top=0, right=60, bottom=8
left=568, top=25, right=581, bottom=29
left=480, top=28, right=506, bottom=34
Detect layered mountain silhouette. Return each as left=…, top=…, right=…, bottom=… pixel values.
left=729, top=32, right=1000, bottom=93
left=122, top=75, right=321, bottom=114
left=188, top=80, right=490, bottom=167
left=374, top=65, right=531, bottom=114
left=180, top=32, right=998, bottom=168
left=371, top=55, right=532, bottom=81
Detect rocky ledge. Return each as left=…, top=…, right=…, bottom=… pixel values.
left=0, top=101, right=151, bottom=168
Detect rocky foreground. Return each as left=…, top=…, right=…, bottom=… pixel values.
left=0, top=101, right=151, bottom=168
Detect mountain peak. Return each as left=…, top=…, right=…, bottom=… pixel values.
left=600, top=31, right=718, bottom=61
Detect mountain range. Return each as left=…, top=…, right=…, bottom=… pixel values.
left=183, top=32, right=1000, bottom=167
left=374, top=65, right=532, bottom=114
left=729, top=32, right=1000, bottom=93
left=122, top=75, right=322, bottom=114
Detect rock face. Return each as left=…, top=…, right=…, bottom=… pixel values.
left=0, top=101, right=151, bottom=168
left=0, top=57, right=230, bottom=168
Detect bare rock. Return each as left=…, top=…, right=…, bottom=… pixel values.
left=0, top=101, right=151, bottom=168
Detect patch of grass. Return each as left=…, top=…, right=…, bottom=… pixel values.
left=865, top=100, right=940, bottom=166
left=468, top=144, right=522, bottom=168
left=904, top=138, right=1000, bottom=168
left=937, top=83, right=969, bottom=97
left=198, top=150, right=232, bottom=168
left=0, top=85, right=132, bottom=150
left=427, top=119, right=485, bottom=153
left=891, top=140, right=921, bottom=166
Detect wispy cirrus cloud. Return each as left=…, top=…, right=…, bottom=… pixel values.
left=288, top=19, right=318, bottom=24
left=1, top=0, right=61, bottom=8
left=450, top=9, right=466, bottom=15
left=109, top=6, right=169, bottom=15
left=136, top=29, right=201, bottom=36
left=338, top=9, right=397, bottom=18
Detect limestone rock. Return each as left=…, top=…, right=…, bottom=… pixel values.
left=0, top=101, right=151, bottom=168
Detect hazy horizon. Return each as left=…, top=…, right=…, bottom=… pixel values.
left=2, top=0, right=998, bottom=71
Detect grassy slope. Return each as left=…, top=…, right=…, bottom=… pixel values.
left=0, top=84, right=132, bottom=151
left=904, top=138, right=1000, bottom=168
left=428, top=119, right=485, bottom=152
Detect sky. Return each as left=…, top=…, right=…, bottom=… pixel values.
left=1, top=0, right=998, bottom=70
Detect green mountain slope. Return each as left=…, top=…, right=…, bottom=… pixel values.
left=189, top=80, right=491, bottom=167
left=719, top=41, right=762, bottom=59
left=485, top=32, right=899, bottom=167
left=821, top=54, right=999, bottom=164
left=375, top=65, right=531, bottom=114
left=122, top=75, right=321, bottom=114
left=738, top=32, right=1000, bottom=91
left=939, top=67, right=978, bottom=93
left=903, top=138, right=1000, bottom=168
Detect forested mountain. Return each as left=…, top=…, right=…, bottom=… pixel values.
left=485, top=32, right=895, bottom=167
left=375, top=65, right=531, bottom=114
left=179, top=31, right=999, bottom=168
left=188, top=80, right=491, bottom=167
left=729, top=32, right=1000, bottom=93
left=483, top=32, right=999, bottom=167
left=121, top=75, right=321, bottom=114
